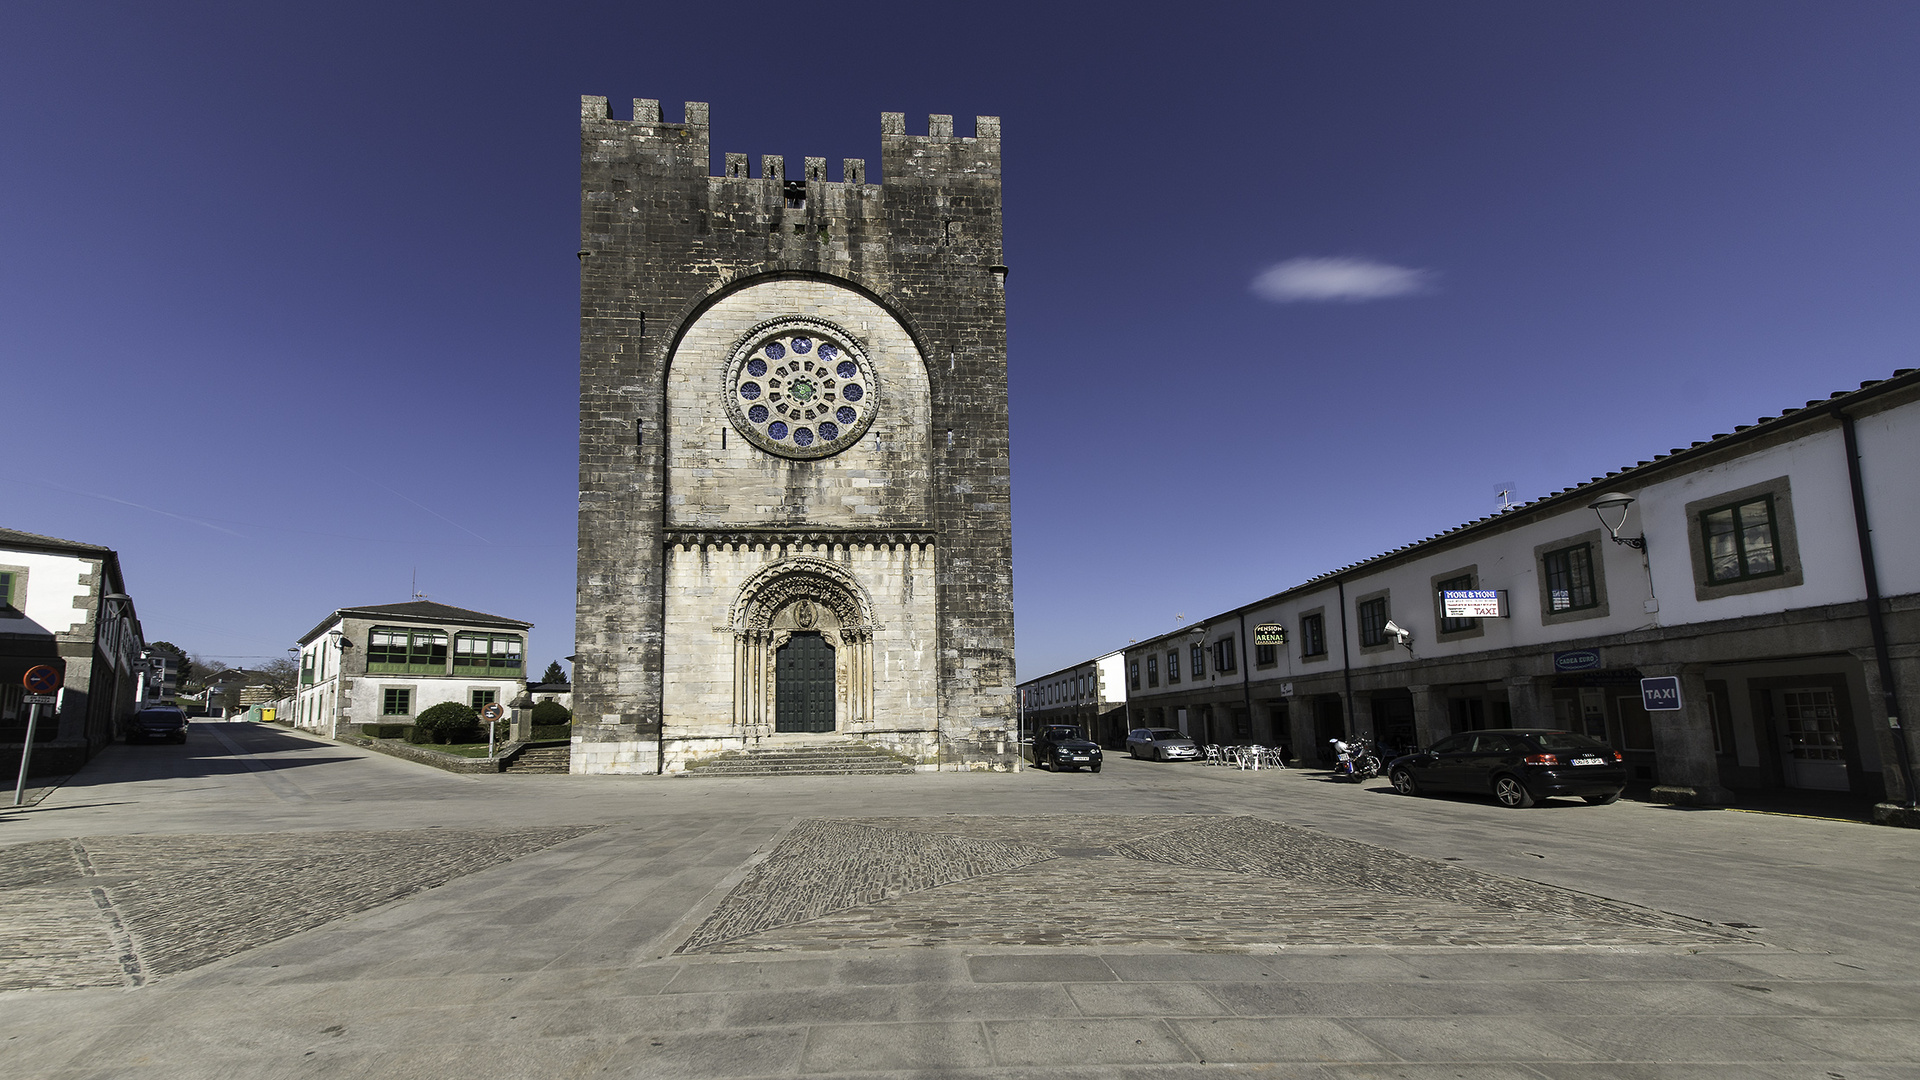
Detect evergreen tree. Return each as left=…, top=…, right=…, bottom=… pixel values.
left=539, top=660, right=568, bottom=685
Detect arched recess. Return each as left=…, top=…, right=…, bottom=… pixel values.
left=729, top=557, right=877, bottom=736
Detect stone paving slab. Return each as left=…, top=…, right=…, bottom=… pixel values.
left=0, top=826, right=596, bottom=989
left=3, top=725, right=1919, bottom=1079
left=681, top=815, right=1742, bottom=955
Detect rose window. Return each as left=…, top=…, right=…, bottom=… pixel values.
left=724, top=317, right=878, bottom=459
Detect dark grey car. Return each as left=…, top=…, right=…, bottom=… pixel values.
left=128, top=706, right=189, bottom=744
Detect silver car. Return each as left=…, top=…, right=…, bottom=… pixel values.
left=1126, top=727, right=1201, bottom=761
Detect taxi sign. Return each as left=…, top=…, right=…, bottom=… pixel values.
left=23, top=665, right=61, bottom=694
left=479, top=702, right=506, bottom=722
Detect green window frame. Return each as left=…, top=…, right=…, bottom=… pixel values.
left=470, top=689, right=497, bottom=709
left=453, top=632, right=524, bottom=676
left=1701, top=495, right=1782, bottom=584
left=1301, top=613, right=1326, bottom=658
left=1543, top=543, right=1599, bottom=612
left=381, top=688, right=412, bottom=716
left=0, top=570, right=18, bottom=611
left=1166, top=650, right=1180, bottom=684
left=1357, top=598, right=1389, bottom=647
left=299, top=651, right=315, bottom=686
left=1437, top=572, right=1476, bottom=634
left=367, top=627, right=448, bottom=674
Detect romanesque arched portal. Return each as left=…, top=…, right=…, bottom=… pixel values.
left=729, top=558, right=876, bottom=738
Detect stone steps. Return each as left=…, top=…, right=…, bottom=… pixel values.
left=683, top=742, right=916, bottom=777
left=504, top=747, right=571, bottom=774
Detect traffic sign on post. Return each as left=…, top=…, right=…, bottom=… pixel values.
left=479, top=702, right=505, bottom=722
left=23, top=665, right=61, bottom=694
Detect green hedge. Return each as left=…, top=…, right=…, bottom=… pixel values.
left=530, top=700, right=571, bottom=725
left=361, top=723, right=411, bottom=740
left=414, top=702, right=481, bottom=744
left=530, top=724, right=572, bottom=741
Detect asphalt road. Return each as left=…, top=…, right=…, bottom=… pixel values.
left=3, top=721, right=1917, bottom=1079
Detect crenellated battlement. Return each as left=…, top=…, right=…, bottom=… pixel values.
left=584, top=97, right=997, bottom=184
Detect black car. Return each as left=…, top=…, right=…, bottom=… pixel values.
left=1032, top=725, right=1103, bottom=772
left=128, top=706, right=189, bottom=744
left=1386, top=728, right=1627, bottom=808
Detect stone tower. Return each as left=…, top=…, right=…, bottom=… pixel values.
left=573, top=97, right=1013, bottom=774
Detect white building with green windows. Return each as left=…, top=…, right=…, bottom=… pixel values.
left=293, top=601, right=533, bottom=738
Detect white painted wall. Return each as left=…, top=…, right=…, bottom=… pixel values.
left=0, top=550, right=93, bottom=635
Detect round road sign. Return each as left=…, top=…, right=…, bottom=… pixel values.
left=23, top=665, right=61, bottom=694
left=479, top=702, right=505, bottom=722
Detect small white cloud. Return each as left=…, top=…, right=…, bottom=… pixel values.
left=1250, top=256, right=1432, bottom=303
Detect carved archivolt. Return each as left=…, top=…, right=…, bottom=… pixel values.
left=730, top=556, right=875, bottom=633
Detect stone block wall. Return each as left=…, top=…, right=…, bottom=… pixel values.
left=576, top=99, right=1012, bottom=774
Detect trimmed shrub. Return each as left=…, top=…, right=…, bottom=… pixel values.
left=530, top=725, right=572, bottom=741
left=530, top=700, right=572, bottom=726
left=413, top=702, right=481, bottom=744
left=361, top=723, right=410, bottom=740
left=405, top=723, right=433, bottom=744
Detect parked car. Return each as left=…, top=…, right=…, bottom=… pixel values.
left=1126, top=727, right=1201, bottom=762
left=1031, top=725, right=1102, bottom=772
left=128, top=706, right=189, bottom=744
left=1387, top=728, right=1627, bottom=808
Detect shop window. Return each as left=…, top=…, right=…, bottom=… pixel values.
left=368, top=627, right=448, bottom=673
left=1166, top=651, right=1180, bottom=684
left=1146, top=656, right=1159, bottom=687
left=1301, top=613, right=1326, bottom=658
left=1543, top=543, right=1598, bottom=612
left=1357, top=597, right=1389, bottom=647
left=381, top=688, right=413, bottom=716
left=1701, top=495, right=1781, bottom=584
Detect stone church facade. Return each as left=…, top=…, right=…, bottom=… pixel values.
left=574, top=97, right=1014, bottom=774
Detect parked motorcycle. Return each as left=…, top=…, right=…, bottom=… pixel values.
left=1331, top=736, right=1382, bottom=782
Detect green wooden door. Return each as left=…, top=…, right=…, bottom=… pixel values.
left=775, top=633, right=835, bottom=733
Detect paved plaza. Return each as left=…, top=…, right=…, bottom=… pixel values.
left=3, top=723, right=1918, bottom=1078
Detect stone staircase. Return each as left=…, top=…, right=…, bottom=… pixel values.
left=682, top=742, right=917, bottom=777
left=502, top=746, right=571, bottom=774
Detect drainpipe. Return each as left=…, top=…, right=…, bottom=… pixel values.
left=1337, top=578, right=1354, bottom=737
left=1836, top=408, right=1918, bottom=808
left=1237, top=611, right=1254, bottom=741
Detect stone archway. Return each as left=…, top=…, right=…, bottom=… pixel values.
left=729, top=559, right=876, bottom=738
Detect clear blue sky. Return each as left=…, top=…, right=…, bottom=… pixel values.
left=4, top=2, right=1917, bottom=678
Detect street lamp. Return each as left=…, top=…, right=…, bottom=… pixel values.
left=1588, top=492, right=1646, bottom=550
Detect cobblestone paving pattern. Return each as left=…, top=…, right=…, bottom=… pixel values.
left=678, top=819, right=1058, bottom=952
left=0, top=826, right=596, bottom=990
left=687, top=815, right=1744, bottom=954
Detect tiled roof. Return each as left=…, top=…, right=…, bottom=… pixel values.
left=298, top=600, right=532, bottom=645
left=0, top=526, right=115, bottom=555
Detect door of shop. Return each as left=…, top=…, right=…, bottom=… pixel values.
left=1776, top=687, right=1848, bottom=790
left=774, top=633, right=835, bottom=733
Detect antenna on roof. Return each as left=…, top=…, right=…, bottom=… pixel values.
left=1495, top=481, right=1517, bottom=513
left=410, top=567, right=428, bottom=602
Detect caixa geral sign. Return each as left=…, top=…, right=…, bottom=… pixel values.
left=1553, top=649, right=1601, bottom=673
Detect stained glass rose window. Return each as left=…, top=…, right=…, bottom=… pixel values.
left=723, top=317, right=879, bottom=459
